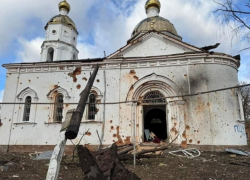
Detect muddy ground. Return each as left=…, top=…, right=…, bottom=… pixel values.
left=1, top=150, right=250, bottom=180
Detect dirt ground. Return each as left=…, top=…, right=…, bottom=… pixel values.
left=1, top=150, right=250, bottom=180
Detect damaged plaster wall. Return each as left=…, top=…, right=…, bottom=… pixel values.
left=0, top=53, right=247, bottom=152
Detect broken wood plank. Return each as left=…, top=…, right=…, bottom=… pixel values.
left=118, top=146, right=134, bottom=155
left=117, top=143, right=132, bottom=149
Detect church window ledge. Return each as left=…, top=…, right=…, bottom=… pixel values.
left=81, top=120, right=103, bottom=124
left=44, top=121, right=62, bottom=125
left=43, top=121, right=102, bottom=125
left=14, top=122, right=37, bottom=127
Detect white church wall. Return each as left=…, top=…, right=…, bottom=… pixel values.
left=0, top=54, right=247, bottom=151
left=123, top=36, right=193, bottom=57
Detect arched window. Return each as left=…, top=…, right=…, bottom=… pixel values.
left=73, top=54, right=76, bottom=60
left=143, top=91, right=166, bottom=103
left=54, top=94, right=64, bottom=122
left=23, top=96, right=32, bottom=121
left=88, top=94, right=96, bottom=120
left=47, top=48, right=54, bottom=62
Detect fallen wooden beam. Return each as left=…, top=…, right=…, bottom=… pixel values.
left=118, top=146, right=133, bottom=155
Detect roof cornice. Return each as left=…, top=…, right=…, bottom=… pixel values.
left=2, top=52, right=240, bottom=71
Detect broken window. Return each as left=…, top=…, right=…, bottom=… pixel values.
left=88, top=94, right=96, bottom=120
left=143, top=91, right=166, bottom=103
left=54, top=94, right=64, bottom=122
left=23, top=96, right=31, bottom=121
left=47, top=48, right=54, bottom=62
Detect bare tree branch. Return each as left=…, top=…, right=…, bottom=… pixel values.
left=213, top=0, right=250, bottom=52
left=238, top=47, right=250, bottom=53
left=214, top=9, right=250, bottom=15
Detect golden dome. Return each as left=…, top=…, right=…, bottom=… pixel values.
left=131, top=16, right=179, bottom=38
left=145, top=0, right=161, bottom=11
left=45, top=15, right=77, bottom=31
left=59, top=0, right=70, bottom=12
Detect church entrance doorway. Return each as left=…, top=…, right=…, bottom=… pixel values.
left=143, top=105, right=167, bottom=143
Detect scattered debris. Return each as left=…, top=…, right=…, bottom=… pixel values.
left=79, top=143, right=141, bottom=180
left=169, top=148, right=201, bottom=159
left=0, top=156, right=25, bottom=171
left=34, top=151, right=53, bottom=160
left=29, top=152, right=42, bottom=159
left=159, top=163, right=167, bottom=167
left=230, top=154, right=237, bottom=158
left=0, top=165, right=9, bottom=171
left=225, top=149, right=249, bottom=156
left=230, top=161, right=250, bottom=167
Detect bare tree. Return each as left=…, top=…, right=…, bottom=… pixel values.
left=239, top=82, right=250, bottom=121
left=213, top=0, right=250, bottom=52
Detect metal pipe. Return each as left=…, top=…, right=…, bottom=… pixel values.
left=99, top=70, right=106, bottom=149
left=133, top=103, right=136, bottom=166
left=7, top=65, right=22, bottom=152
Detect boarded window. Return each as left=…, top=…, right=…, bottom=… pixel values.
left=54, top=94, right=64, bottom=122
left=88, top=94, right=96, bottom=120
left=143, top=91, right=166, bottom=103
left=23, top=96, right=31, bottom=121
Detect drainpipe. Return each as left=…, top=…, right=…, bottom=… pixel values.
left=7, top=64, right=22, bottom=152
left=100, top=70, right=106, bottom=149
left=133, top=102, right=136, bottom=166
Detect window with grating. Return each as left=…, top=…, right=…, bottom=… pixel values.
left=88, top=94, right=96, bottom=120
left=23, top=96, right=32, bottom=121
left=54, top=94, right=64, bottom=122
left=143, top=91, right=166, bottom=103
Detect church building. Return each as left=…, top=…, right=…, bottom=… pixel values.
left=0, top=0, right=247, bottom=152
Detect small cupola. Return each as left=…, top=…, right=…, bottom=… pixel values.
left=40, top=0, right=79, bottom=62
left=145, top=0, right=161, bottom=17
left=59, top=0, right=71, bottom=15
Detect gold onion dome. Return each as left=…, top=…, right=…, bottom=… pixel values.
left=131, top=16, right=179, bottom=38
left=45, top=15, right=77, bottom=30
left=145, top=0, right=161, bottom=11
left=59, top=0, right=71, bottom=12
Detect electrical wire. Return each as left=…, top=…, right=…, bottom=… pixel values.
left=0, top=83, right=250, bottom=105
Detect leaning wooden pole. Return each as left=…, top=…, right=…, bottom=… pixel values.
left=65, top=65, right=99, bottom=140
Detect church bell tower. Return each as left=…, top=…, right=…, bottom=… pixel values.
left=40, top=0, right=79, bottom=62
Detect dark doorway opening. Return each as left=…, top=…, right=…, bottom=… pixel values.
left=144, top=106, right=167, bottom=142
